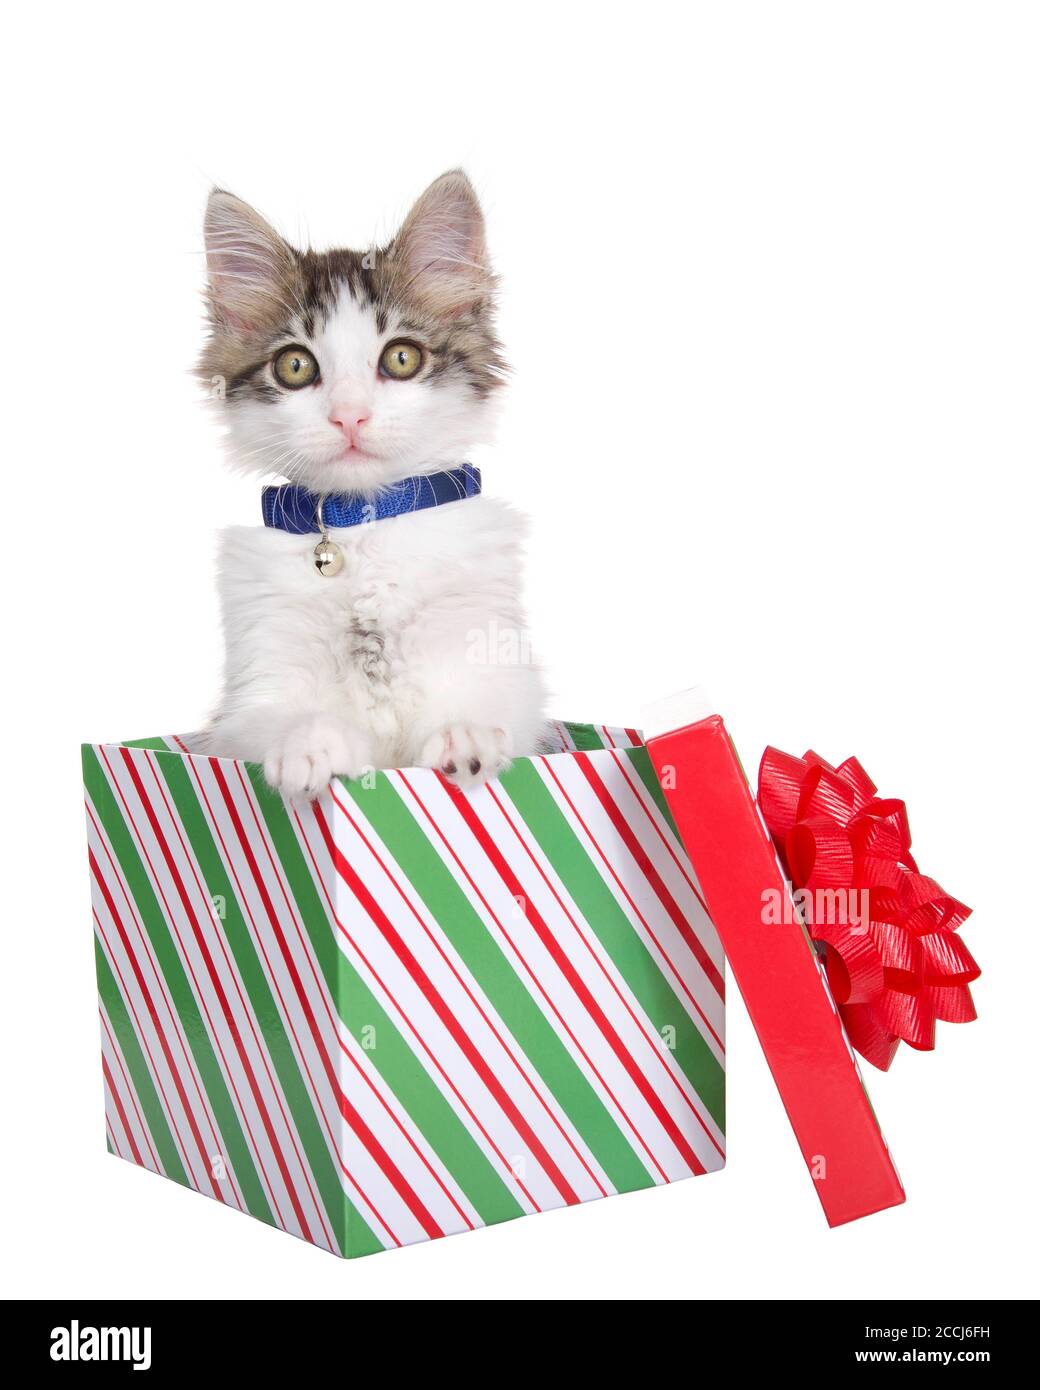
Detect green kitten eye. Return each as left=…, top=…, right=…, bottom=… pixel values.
left=273, top=345, right=319, bottom=389
left=379, top=340, right=424, bottom=380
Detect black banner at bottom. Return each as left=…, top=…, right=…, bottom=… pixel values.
left=6, top=1299, right=1030, bottom=1377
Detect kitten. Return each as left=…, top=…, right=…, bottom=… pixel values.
left=193, top=171, right=546, bottom=798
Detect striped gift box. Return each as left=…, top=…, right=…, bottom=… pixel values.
left=83, top=722, right=725, bottom=1258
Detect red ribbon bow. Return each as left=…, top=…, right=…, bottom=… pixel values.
left=757, top=747, right=979, bottom=1070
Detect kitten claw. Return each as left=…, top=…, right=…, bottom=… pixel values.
left=417, top=725, right=511, bottom=788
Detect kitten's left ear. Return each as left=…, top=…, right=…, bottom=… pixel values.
left=390, top=170, right=492, bottom=316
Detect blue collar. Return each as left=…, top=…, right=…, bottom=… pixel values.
left=262, top=463, right=481, bottom=535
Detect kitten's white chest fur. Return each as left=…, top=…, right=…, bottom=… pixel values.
left=198, top=493, right=546, bottom=795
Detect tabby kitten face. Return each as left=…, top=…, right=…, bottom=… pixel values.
left=199, top=171, right=505, bottom=494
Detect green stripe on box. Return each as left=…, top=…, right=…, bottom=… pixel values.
left=95, top=936, right=190, bottom=1186
left=498, top=757, right=725, bottom=1130
left=243, top=764, right=526, bottom=1229
left=83, top=746, right=276, bottom=1227
left=624, top=746, right=683, bottom=840
left=339, top=772, right=656, bottom=1195
left=149, top=750, right=379, bottom=1255
left=562, top=723, right=608, bottom=751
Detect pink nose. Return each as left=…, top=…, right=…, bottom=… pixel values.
left=328, top=409, right=370, bottom=441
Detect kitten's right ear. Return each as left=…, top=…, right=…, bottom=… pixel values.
left=203, top=189, right=294, bottom=331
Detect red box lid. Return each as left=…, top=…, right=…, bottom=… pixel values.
left=645, top=694, right=905, bottom=1226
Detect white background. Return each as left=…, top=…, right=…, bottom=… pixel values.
left=3, top=1, right=1037, bottom=1301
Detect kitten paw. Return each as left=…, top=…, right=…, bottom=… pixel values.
left=263, top=717, right=373, bottom=800
left=417, top=724, right=512, bottom=788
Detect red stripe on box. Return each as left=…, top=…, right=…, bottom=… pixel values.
left=94, top=908, right=199, bottom=1183
left=396, top=769, right=666, bottom=1186
left=93, top=766, right=290, bottom=1229
left=443, top=779, right=709, bottom=1176
left=538, top=757, right=725, bottom=1054
left=89, top=805, right=249, bottom=1211
left=116, top=748, right=317, bottom=1244
left=99, top=1008, right=162, bottom=1174
left=183, top=760, right=395, bottom=1247
left=143, top=754, right=338, bottom=1244
left=607, top=749, right=712, bottom=915
left=574, top=753, right=725, bottom=999
left=330, top=781, right=609, bottom=1200
left=208, top=760, right=440, bottom=1244
left=292, top=805, right=542, bottom=1212
left=486, top=776, right=724, bottom=1158
left=101, top=1053, right=145, bottom=1167
left=91, top=857, right=227, bottom=1202
left=232, top=764, right=476, bottom=1234
left=105, top=1118, right=123, bottom=1160
left=314, top=802, right=582, bottom=1209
